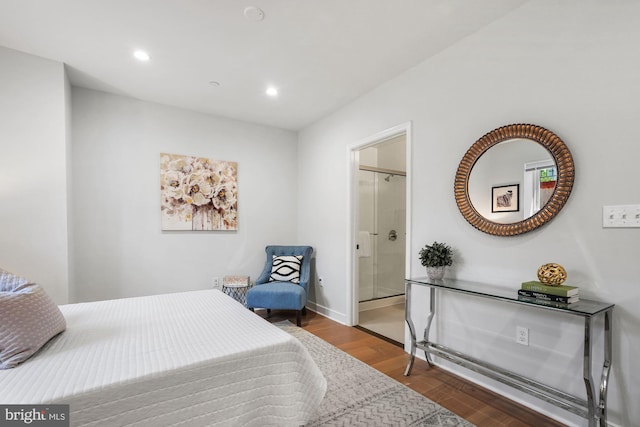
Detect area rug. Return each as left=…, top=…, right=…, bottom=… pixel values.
left=276, top=321, right=475, bottom=427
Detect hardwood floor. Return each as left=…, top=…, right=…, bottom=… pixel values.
left=257, top=308, right=566, bottom=427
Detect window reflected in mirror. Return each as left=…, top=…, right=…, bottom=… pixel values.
left=524, top=160, right=556, bottom=218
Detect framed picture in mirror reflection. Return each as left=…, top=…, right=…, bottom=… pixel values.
left=492, top=184, right=519, bottom=213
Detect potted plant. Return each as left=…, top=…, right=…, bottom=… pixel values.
left=419, top=241, right=453, bottom=280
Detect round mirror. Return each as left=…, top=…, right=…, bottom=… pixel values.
left=455, top=124, right=574, bottom=236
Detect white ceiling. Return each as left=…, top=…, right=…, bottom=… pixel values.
left=0, top=0, right=526, bottom=130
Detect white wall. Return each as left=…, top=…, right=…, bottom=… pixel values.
left=298, top=2, right=639, bottom=426
left=0, top=46, right=70, bottom=304
left=71, top=88, right=299, bottom=302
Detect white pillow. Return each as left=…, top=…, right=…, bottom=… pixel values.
left=268, top=255, right=303, bottom=284
left=0, top=268, right=66, bottom=369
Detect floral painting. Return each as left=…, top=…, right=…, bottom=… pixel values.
left=160, top=153, right=238, bottom=230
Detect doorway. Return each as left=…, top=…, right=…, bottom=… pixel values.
left=351, top=127, right=410, bottom=345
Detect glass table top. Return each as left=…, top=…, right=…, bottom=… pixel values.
left=407, top=277, right=614, bottom=316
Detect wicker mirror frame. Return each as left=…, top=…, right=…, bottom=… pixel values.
left=454, top=124, right=574, bottom=236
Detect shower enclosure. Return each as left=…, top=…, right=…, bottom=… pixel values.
left=357, top=167, right=406, bottom=302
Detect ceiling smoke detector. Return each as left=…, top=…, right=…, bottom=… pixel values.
left=243, top=6, right=265, bottom=22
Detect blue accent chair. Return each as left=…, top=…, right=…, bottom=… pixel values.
left=246, top=245, right=313, bottom=326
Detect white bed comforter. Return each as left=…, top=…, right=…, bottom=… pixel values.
left=0, top=290, right=326, bottom=426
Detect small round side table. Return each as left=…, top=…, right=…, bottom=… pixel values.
left=221, top=275, right=251, bottom=306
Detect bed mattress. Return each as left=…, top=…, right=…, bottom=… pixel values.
left=0, top=289, right=326, bottom=426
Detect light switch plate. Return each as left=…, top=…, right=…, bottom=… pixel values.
left=603, top=205, right=640, bottom=228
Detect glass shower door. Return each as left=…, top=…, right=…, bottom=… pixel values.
left=358, top=169, right=406, bottom=302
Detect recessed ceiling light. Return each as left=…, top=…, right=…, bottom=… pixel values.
left=266, top=87, right=278, bottom=97
left=133, top=50, right=150, bottom=61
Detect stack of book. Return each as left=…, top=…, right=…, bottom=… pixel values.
left=518, top=281, right=579, bottom=305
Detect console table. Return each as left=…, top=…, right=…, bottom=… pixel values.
left=404, top=277, right=613, bottom=427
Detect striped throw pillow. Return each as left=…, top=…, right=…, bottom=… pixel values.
left=268, top=255, right=303, bottom=284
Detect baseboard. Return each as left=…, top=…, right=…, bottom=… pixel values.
left=354, top=325, right=403, bottom=348
left=359, top=295, right=405, bottom=312
left=306, top=300, right=347, bottom=325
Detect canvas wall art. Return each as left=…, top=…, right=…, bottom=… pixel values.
left=160, top=153, right=238, bottom=230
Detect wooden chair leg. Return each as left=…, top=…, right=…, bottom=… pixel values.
left=266, top=309, right=271, bottom=314
left=296, top=310, right=302, bottom=327
left=302, top=306, right=307, bottom=315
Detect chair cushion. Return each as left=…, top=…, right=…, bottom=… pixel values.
left=0, top=268, right=67, bottom=369
left=268, top=255, right=303, bottom=284
left=246, top=282, right=306, bottom=310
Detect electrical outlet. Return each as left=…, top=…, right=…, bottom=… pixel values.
left=516, top=326, right=529, bottom=346
left=212, top=277, right=219, bottom=289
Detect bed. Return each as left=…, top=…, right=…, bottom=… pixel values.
left=0, top=289, right=327, bottom=426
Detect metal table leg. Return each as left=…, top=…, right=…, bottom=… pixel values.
left=405, top=283, right=437, bottom=375
left=404, top=281, right=417, bottom=376
left=584, top=308, right=614, bottom=427
left=583, top=316, right=596, bottom=427
left=599, top=308, right=613, bottom=427
left=423, top=287, right=436, bottom=366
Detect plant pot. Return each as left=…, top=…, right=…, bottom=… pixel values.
left=426, top=266, right=445, bottom=281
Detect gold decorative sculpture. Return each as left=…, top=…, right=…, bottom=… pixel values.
left=537, top=263, right=567, bottom=286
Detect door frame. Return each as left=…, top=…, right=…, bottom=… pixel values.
left=346, top=122, right=412, bottom=326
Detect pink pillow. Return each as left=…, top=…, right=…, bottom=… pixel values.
left=0, top=268, right=66, bottom=369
